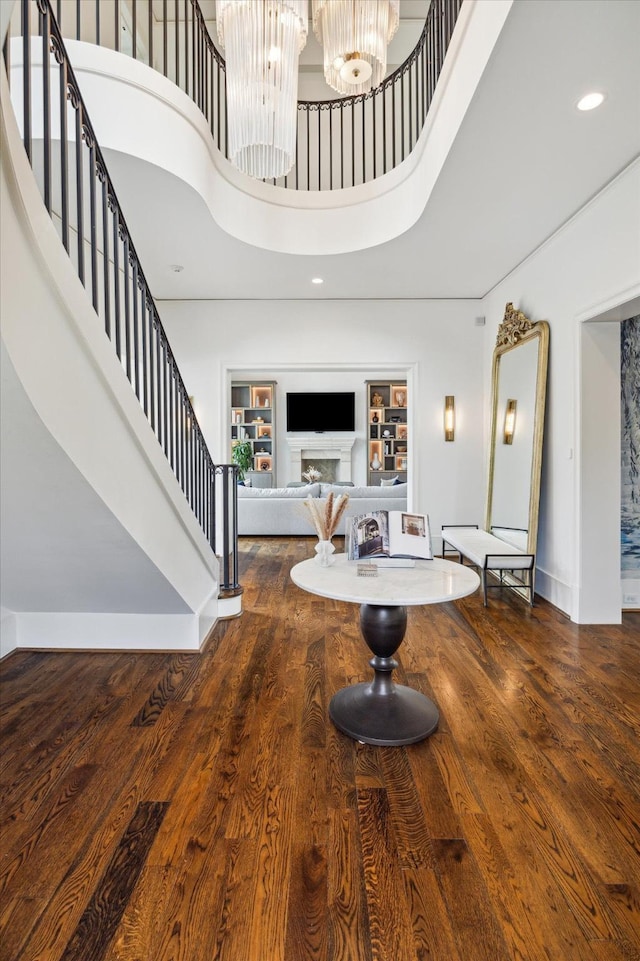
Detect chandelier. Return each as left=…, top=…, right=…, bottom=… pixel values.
left=217, top=0, right=308, bottom=180
left=312, top=0, right=400, bottom=95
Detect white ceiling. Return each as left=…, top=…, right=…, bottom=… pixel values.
left=104, top=0, right=640, bottom=303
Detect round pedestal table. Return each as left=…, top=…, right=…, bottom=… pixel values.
left=290, top=554, right=480, bottom=746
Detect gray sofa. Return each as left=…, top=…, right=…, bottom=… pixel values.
left=237, top=482, right=408, bottom=536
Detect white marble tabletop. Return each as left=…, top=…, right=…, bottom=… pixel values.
left=290, top=554, right=480, bottom=607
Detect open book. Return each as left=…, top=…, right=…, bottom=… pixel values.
left=347, top=510, right=433, bottom=562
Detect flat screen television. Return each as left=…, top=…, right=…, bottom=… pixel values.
left=286, top=392, right=355, bottom=432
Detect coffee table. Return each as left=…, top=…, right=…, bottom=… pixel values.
left=290, top=554, right=480, bottom=746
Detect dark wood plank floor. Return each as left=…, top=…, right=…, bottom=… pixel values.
left=1, top=537, right=639, bottom=961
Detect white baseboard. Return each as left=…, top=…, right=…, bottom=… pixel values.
left=11, top=611, right=208, bottom=652
left=533, top=567, right=573, bottom=619
left=0, top=607, right=18, bottom=658
left=622, top=576, right=640, bottom=610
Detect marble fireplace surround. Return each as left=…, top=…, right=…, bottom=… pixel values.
left=287, top=435, right=355, bottom=484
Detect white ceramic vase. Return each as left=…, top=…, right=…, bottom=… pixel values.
left=314, top=540, right=336, bottom=567
left=371, top=453, right=381, bottom=470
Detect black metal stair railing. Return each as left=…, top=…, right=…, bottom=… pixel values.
left=2, top=0, right=241, bottom=596
left=8, top=0, right=464, bottom=191
left=293, top=0, right=463, bottom=191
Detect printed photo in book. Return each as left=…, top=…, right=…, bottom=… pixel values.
left=347, top=510, right=433, bottom=561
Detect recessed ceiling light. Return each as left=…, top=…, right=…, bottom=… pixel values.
left=311, top=277, right=324, bottom=284
left=170, top=264, right=184, bottom=272
left=577, top=91, right=605, bottom=112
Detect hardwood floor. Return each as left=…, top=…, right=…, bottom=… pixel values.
left=1, top=536, right=639, bottom=961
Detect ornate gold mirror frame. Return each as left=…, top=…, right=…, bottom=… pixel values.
left=485, top=303, right=550, bottom=557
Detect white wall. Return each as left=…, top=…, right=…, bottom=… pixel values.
left=480, top=159, right=640, bottom=622
left=159, top=298, right=487, bottom=546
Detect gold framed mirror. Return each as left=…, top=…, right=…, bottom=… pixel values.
left=486, top=303, right=550, bottom=557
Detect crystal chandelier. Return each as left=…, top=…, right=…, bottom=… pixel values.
left=312, top=0, right=400, bottom=96
left=217, top=0, right=308, bottom=180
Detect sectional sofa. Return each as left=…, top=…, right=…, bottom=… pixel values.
left=237, top=482, right=408, bottom=536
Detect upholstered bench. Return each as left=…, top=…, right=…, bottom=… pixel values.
left=441, top=525, right=535, bottom=606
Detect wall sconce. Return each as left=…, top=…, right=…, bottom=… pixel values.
left=444, top=395, right=455, bottom=442
left=503, top=398, right=517, bottom=444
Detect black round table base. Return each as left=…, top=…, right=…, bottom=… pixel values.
left=329, top=682, right=439, bottom=746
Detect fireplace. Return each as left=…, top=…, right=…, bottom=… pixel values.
left=287, top=435, right=355, bottom=484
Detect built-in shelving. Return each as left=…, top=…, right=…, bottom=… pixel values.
left=230, top=382, right=276, bottom=487
left=366, top=381, right=408, bottom=486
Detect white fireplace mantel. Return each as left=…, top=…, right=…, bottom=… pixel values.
left=287, top=434, right=355, bottom=483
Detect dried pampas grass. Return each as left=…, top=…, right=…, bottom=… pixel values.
left=304, top=491, right=350, bottom=541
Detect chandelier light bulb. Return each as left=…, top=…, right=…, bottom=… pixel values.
left=339, top=55, right=372, bottom=86
left=312, top=0, right=399, bottom=96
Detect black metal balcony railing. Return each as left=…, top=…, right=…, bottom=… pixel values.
left=2, top=0, right=241, bottom=595
left=8, top=0, right=464, bottom=191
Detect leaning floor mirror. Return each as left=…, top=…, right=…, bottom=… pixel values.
left=486, top=303, right=550, bottom=560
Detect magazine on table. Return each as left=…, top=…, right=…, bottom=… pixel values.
left=346, top=510, right=433, bottom=563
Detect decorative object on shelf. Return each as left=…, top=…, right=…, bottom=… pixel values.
left=302, top=465, right=322, bottom=483
left=312, top=0, right=399, bottom=95
left=395, top=391, right=405, bottom=407
left=261, top=462, right=270, bottom=470
left=372, top=412, right=379, bottom=424
left=503, top=398, right=518, bottom=444
left=444, top=395, right=455, bottom=442
left=216, top=0, right=308, bottom=180
left=371, top=391, right=384, bottom=407
left=231, top=439, right=254, bottom=481
left=304, top=490, right=350, bottom=565
left=370, top=452, right=382, bottom=470
left=383, top=429, right=391, bottom=437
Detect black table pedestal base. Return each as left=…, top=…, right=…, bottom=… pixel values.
left=329, top=682, right=439, bottom=746
left=328, top=602, right=439, bottom=746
